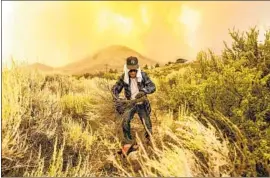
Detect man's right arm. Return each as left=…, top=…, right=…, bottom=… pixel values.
left=111, top=74, right=125, bottom=100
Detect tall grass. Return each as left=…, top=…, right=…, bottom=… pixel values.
left=108, top=106, right=232, bottom=177
left=2, top=62, right=233, bottom=177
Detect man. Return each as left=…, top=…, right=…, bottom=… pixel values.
left=112, top=56, right=156, bottom=148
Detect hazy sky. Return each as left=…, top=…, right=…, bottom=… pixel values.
left=2, top=1, right=270, bottom=67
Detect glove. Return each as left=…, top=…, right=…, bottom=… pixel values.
left=135, top=91, right=146, bottom=99
left=115, top=99, right=125, bottom=115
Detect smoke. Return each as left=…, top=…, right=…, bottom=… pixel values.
left=2, top=1, right=270, bottom=66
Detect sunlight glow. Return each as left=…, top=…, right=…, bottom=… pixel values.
left=179, top=5, right=201, bottom=48
left=96, top=8, right=134, bottom=36
left=2, top=1, right=16, bottom=67
left=140, top=5, right=149, bottom=25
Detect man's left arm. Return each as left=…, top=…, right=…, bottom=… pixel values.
left=141, top=73, right=156, bottom=94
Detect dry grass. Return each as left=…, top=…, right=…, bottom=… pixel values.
left=106, top=106, right=233, bottom=177
left=2, top=62, right=234, bottom=177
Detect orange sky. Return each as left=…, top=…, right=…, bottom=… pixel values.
left=2, top=1, right=270, bottom=67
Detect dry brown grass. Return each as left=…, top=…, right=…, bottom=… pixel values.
left=2, top=62, right=234, bottom=177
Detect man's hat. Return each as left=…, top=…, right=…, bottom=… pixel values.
left=126, top=56, right=139, bottom=70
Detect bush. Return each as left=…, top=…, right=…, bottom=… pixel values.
left=176, top=58, right=188, bottom=63
left=155, top=27, right=270, bottom=176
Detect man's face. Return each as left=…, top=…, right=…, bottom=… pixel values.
left=128, top=69, right=137, bottom=78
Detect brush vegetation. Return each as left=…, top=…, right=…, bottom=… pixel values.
left=2, top=28, right=270, bottom=177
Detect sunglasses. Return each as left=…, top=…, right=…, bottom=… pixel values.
left=129, top=69, right=137, bottom=73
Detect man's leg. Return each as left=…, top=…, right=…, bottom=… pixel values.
left=122, top=107, right=136, bottom=144
left=137, top=104, right=152, bottom=139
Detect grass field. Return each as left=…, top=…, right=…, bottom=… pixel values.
left=2, top=28, right=270, bottom=177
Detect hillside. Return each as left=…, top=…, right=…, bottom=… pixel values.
left=22, top=45, right=158, bottom=74
left=23, top=62, right=55, bottom=72
left=59, top=45, right=158, bottom=74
